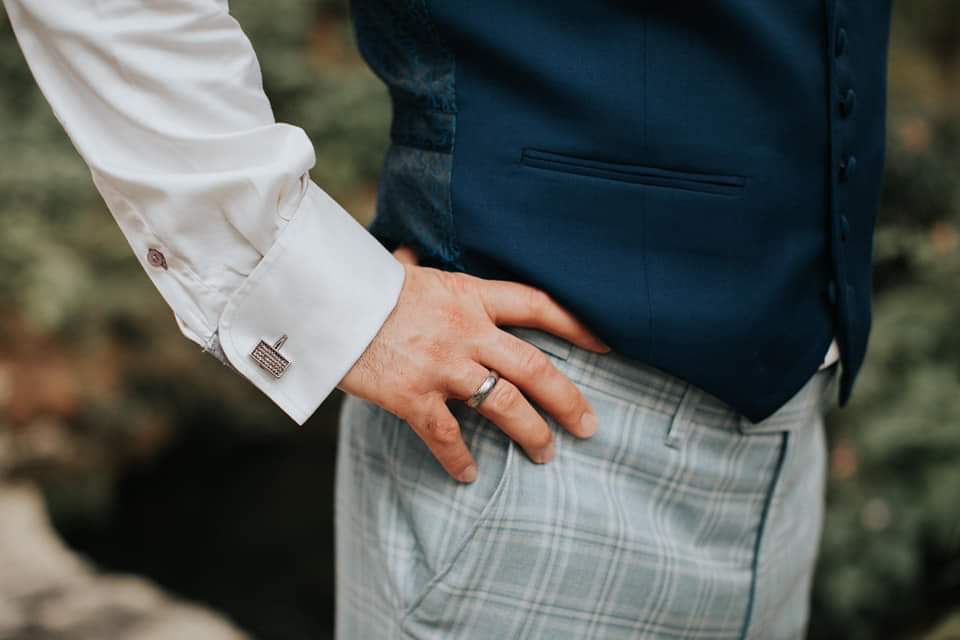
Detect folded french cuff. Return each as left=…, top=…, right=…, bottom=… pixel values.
left=217, top=181, right=406, bottom=425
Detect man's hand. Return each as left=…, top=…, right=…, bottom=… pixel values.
left=337, top=245, right=610, bottom=483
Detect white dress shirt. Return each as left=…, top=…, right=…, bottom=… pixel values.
left=4, top=0, right=838, bottom=425
left=820, top=337, right=839, bottom=370
left=4, top=0, right=406, bottom=425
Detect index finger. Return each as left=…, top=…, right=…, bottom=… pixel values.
left=477, top=279, right=611, bottom=354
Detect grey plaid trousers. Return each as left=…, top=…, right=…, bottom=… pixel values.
left=335, top=325, right=840, bottom=639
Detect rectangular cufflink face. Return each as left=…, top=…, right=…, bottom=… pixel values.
left=250, top=339, right=291, bottom=378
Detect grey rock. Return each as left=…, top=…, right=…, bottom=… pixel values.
left=0, top=483, right=250, bottom=640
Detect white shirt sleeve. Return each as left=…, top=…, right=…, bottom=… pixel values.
left=3, top=0, right=406, bottom=425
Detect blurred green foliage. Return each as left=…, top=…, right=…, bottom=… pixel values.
left=0, top=2, right=957, bottom=638
left=807, top=4, right=960, bottom=638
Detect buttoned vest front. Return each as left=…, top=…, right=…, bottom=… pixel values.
left=351, top=0, right=893, bottom=422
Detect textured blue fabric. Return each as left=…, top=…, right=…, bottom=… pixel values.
left=350, top=1, right=892, bottom=422
left=350, top=0, right=463, bottom=269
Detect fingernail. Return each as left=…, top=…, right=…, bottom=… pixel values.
left=458, top=464, right=477, bottom=483
left=534, top=439, right=556, bottom=464
left=596, top=340, right=612, bottom=352
left=580, top=411, right=598, bottom=437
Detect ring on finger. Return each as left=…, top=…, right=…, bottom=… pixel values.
left=466, top=369, right=500, bottom=408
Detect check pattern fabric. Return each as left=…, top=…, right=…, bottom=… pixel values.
left=335, top=326, right=840, bottom=639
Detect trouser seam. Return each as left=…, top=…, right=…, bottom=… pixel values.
left=739, top=431, right=791, bottom=640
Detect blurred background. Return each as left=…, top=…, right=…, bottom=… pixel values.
left=0, top=1, right=957, bottom=638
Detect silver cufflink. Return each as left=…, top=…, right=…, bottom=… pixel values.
left=250, top=334, right=291, bottom=378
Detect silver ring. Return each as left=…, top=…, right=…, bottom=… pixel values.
left=466, top=369, right=500, bottom=408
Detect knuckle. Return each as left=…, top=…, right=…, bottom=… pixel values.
left=488, top=380, right=523, bottom=413
left=444, top=270, right=476, bottom=298
left=525, top=286, right=549, bottom=313
left=465, top=335, right=485, bottom=362
left=425, top=413, right=461, bottom=446
left=519, top=345, right=551, bottom=377
left=445, top=360, right=479, bottom=393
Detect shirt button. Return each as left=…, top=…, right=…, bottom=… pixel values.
left=839, top=88, right=857, bottom=117
left=835, top=28, right=848, bottom=57
left=147, top=247, right=168, bottom=270
left=840, top=215, right=850, bottom=241
left=840, top=155, right=858, bottom=182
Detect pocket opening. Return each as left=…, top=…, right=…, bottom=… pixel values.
left=400, top=431, right=516, bottom=625
left=519, top=147, right=746, bottom=196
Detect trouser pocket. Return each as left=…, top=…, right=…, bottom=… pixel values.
left=336, top=392, right=514, bottom=618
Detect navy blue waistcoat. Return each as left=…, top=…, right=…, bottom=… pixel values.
left=351, top=1, right=893, bottom=422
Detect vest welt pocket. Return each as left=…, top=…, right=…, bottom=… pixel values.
left=519, top=147, right=746, bottom=196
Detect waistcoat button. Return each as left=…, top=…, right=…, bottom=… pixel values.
left=840, top=88, right=857, bottom=117
left=825, top=280, right=837, bottom=305
left=835, top=28, right=848, bottom=57
left=840, top=215, right=850, bottom=240
left=840, top=155, right=858, bottom=181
